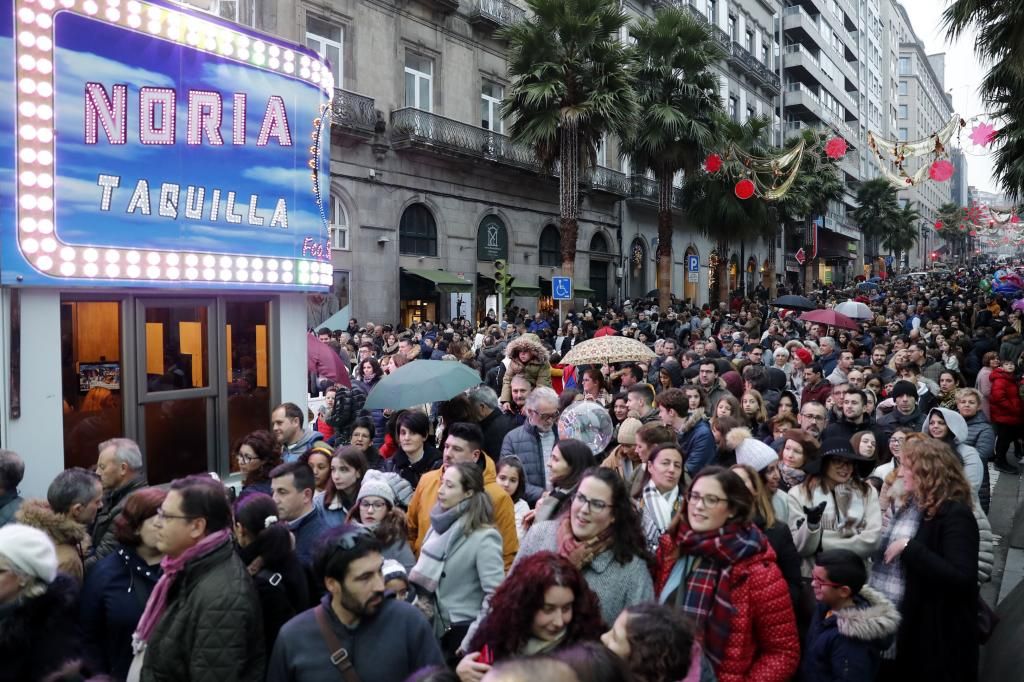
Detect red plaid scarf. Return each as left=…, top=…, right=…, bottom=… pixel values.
left=672, top=522, right=767, bottom=667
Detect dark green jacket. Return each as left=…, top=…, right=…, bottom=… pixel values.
left=141, top=539, right=265, bottom=682
left=86, top=476, right=148, bottom=571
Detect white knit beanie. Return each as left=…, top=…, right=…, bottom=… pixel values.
left=0, top=524, right=58, bottom=584
left=726, top=427, right=779, bottom=473
left=356, top=471, right=396, bottom=507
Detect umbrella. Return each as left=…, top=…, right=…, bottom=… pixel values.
left=770, top=295, right=816, bottom=311
left=799, top=308, right=860, bottom=331
left=1013, top=299, right=1024, bottom=313
left=834, top=300, right=873, bottom=320
left=857, top=281, right=880, bottom=291
left=307, top=335, right=351, bottom=388
left=363, top=360, right=482, bottom=411
left=561, top=336, right=656, bottom=366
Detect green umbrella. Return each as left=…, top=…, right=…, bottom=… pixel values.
left=363, top=360, right=482, bottom=411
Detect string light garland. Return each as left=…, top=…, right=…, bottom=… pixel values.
left=708, top=249, right=720, bottom=291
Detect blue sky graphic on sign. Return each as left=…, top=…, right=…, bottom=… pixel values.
left=1, top=0, right=333, bottom=289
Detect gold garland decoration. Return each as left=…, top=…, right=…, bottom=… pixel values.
left=866, top=114, right=964, bottom=189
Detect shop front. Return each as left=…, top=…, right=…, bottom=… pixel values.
left=1, top=0, right=333, bottom=495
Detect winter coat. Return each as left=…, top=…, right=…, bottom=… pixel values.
left=499, top=422, right=554, bottom=505
left=999, top=332, right=1024, bottom=365
left=87, top=476, right=148, bottom=571
left=15, top=499, right=87, bottom=583
left=0, top=575, right=83, bottom=682
left=79, top=546, right=162, bottom=679
left=876, top=407, right=925, bottom=458
left=384, top=443, right=442, bottom=491
left=239, top=544, right=311, bottom=652
left=281, top=430, right=325, bottom=463
left=422, top=524, right=505, bottom=629
left=801, top=379, right=833, bottom=408
left=653, top=537, right=800, bottom=682
left=799, top=586, right=900, bottom=682
left=479, top=408, right=516, bottom=463
left=989, top=367, right=1024, bottom=426
left=326, top=385, right=368, bottom=445
left=141, top=539, right=265, bottom=682
left=890, top=500, right=980, bottom=682
left=786, top=482, right=882, bottom=576
left=406, top=456, right=520, bottom=571
left=761, top=520, right=804, bottom=616
left=922, top=408, right=985, bottom=495
left=677, top=410, right=717, bottom=477
left=0, top=490, right=23, bottom=527
left=963, top=412, right=995, bottom=512
left=288, top=506, right=331, bottom=569
left=517, top=519, right=653, bottom=626
left=499, top=335, right=552, bottom=403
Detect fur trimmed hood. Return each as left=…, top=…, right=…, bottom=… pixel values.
left=679, top=408, right=707, bottom=434
left=505, top=334, right=550, bottom=365
left=15, top=499, right=87, bottom=546
left=833, top=586, right=901, bottom=642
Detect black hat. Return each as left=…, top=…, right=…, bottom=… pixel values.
left=820, top=436, right=875, bottom=477
left=890, top=380, right=918, bottom=401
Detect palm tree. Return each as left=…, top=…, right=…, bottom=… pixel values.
left=936, top=202, right=969, bottom=262
left=944, top=1, right=1024, bottom=199
left=774, top=130, right=845, bottom=293
left=623, top=7, right=724, bottom=312
left=851, top=177, right=900, bottom=258
left=503, top=0, right=638, bottom=278
left=682, top=114, right=776, bottom=303
left=884, top=202, right=922, bottom=270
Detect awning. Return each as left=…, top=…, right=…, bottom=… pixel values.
left=574, top=285, right=596, bottom=298
left=401, top=268, right=472, bottom=293
left=510, top=284, right=541, bottom=297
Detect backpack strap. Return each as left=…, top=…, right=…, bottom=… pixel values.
left=314, top=604, right=362, bottom=682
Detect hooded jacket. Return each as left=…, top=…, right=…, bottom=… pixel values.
left=921, top=408, right=984, bottom=494
left=677, top=409, right=716, bottom=477
left=15, top=499, right=87, bottom=583
left=500, top=335, right=552, bottom=403
left=0, top=575, right=83, bottom=682
left=800, top=586, right=901, bottom=682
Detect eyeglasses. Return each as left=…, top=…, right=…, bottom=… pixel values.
left=811, top=576, right=844, bottom=589
left=156, top=508, right=195, bottom=522
left=573, top=492, right=611, bottom=513
left=687, top=491, right=726, bottom=508
left=800, top=413, right=827, bottom=422
left=359, top=500, right=388, bottom=511
left=531, top=409, right=559, bottom=422
left=236, top=453, right=259, bottom=464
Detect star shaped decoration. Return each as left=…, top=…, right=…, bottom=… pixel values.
left=969, top=122, right=998, bottom=147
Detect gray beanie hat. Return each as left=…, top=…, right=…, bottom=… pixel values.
left=356, top=471, right=396, bottom=507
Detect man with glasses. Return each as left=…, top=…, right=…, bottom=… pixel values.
left=406, top=422, right=518, bottom=571
left=269, top=525, right=443, bottom=681
left=500, top=387, right=560, bottom=505
left=140, top=474, right=264, bottom=681
left=798, top=402, right=829, bottom=439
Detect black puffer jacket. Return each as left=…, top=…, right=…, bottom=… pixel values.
left=141, top=539, right=265, bottom=682
left=0, top=575, right=83, bottom=682
left=327, top=385, right=367, bottom=444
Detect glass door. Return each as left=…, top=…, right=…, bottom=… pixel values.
left=136, top=298, right=216, bottom=484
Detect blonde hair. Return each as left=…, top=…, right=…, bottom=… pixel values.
left=902, top=435, right=972, bottom=519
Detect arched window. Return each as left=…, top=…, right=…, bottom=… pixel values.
left=399, top=203, right=437, bottom=256
left=539, top=225, right=560, bottom=266
left=590, top=232, right=609, bottom=254
left=330, top=196, right=348, bottom=250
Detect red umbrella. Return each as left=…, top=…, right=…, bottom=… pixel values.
left=798, top=308, right=859, bottom=331
left=307, top=334, right=351, bottom=387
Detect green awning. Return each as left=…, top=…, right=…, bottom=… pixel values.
left=402, top=268, right=472, bottom=293
left=510, top=284, right=541, bottom=297
left=573, top=285, right=595, bottom=298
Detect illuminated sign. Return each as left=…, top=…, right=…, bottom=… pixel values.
left=0, top=0, right=334, bottom=288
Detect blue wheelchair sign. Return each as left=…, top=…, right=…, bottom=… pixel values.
left=552, top=276, right=573, bottom=300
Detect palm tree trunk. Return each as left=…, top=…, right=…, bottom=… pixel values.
left=717, top=239, right=730, bottom=304
left=657, top=172, right=673, bottom=312
left=559, top=119, right=580, bottom=280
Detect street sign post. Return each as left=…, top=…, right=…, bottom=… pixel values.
left=552, top=276, right=573, bottom=300
left=687, top=255, right=699, bottom=283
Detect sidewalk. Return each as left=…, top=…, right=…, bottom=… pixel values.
left=980, top=466, right=1024, bottom=680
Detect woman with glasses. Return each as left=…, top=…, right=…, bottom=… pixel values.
left=513, top=467, right=653, bottom=626
left=868, top=437, right=980, bottom=682
left=346, top=471, right=415, bottom=572
left=653, top=466, right=799, bottom=682
left=455, top=552, right=605, bottom=682
left=409, top=462, right=504, bottom=664
left=233, top=430, right=282, bottom=505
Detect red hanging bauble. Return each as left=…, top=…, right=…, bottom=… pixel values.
left=934, top=221, right=943, bottom=230
left=824, top=137, right=848, bottom=160
left=734, top=178, right=755, bottom=200
left=969, top=230, right=977, bottom=236
left=705, top=154, right=722, bottom=173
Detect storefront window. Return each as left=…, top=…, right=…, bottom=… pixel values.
left=143, top=398, right=209, bottom=484
left=226, top=301, right=272, bottom=472
left=61, top=299, right=123, bottom=470
left=143, top=304, right=209, bottom=391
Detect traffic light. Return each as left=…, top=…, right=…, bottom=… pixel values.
left=493, top=259, right=514, bottom=298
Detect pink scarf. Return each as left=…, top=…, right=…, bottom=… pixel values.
left=132, top=529, right=231, bottom=650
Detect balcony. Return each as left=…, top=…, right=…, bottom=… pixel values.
left=467, top=0, right=526, bottom=30
left=588, top=166, right=630, bottom=197
left=390, top=108, right=542, bottom=172
left=627, top=175, right=684, bottom=209
left=331, top=89, right=379, bottom=140
left=417, top=0, right=459, bottom=12
left=782, top=45, right=856, bottom=116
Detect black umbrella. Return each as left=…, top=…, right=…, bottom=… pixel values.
left=770, top=294, right=816, bottom=311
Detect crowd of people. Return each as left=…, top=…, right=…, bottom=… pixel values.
left=1, top=263, right=1022, bottom=682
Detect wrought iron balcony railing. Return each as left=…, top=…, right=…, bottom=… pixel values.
left=589, top=166, right=630, bottom=197
left=628, top=175, right=685, bottom=209
left=390, top=108, right=542, bottom=172
left=331, top=89, right=378, bottom=137
left=467, top=0, right=526, bottom=27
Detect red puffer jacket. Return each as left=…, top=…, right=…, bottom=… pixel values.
left=653, top=534, right=800, bottom=682
left=990, top=368, right=1024, bottom=426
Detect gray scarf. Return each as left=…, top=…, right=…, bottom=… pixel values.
left=409, top=499, right=470, bottom=594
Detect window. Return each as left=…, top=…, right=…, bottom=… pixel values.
left=898, top=56, right=910, bottom=75
left=539, top=225, right=560, bottom=266
left=898, top=127, right=908, bottom=141
left=330, top=196, right=348, bottom=250
left=728, top=95, right=738, bottom=121
left=597, top=133, right=608, bottom=167
left=898, top=104, right=908, bottom=120
left=480, top=81, right=503, bottom=132
left=745, top=30, right=754, bottom=52
left=728, top=14, right=736, bottom=40
left=762, top=42, right=769, bottom=65
left=211, top=0, right=238, bottom=22
left=707, top=0, right=717, bottom=23
left=306, top=16, right=343, bottom=88
left=405, top=53, right=433, bottom=112
left=399, top=203, right=437, bottom=256
left=590, top=232, right=609, bottom=253
left=898, top=79, right=908, bottom=95
left=746, top=106, right=755, bottom=121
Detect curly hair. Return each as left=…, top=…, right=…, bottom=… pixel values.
left=467, top=551, right=605, bottom=661
left=902, top=436, right=973, bottom=519
left=113, top=487, right=166, bottom=546
left=579, top=467, right=650, bottom=565
left=621, top=603, right=696, bottom=682
left=233, top=430, right=281, bottom=487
